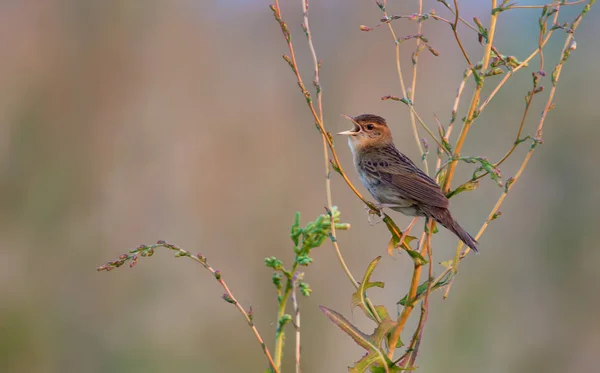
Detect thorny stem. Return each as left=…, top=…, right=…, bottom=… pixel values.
left=97, top=242, right=279, bottom=373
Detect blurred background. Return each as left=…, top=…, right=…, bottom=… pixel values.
left=1, top=1, right=599, bottom=372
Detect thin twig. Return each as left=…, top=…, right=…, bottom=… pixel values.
left=271, top=1, right=411, bottom=252
left=97, top=241, right=279, bottom=373
left=447, top=69, right=472, bottom=141
left=274, top=259, right=301, bottom=369
left=380, top=96, right=450, bottom=155
left=382, top=13, right=478, bottom=33
left=437, top=0, right=482, bottom=33
left=466, top=72, right=542, bottom=184
left=410, top=106, right=450, bottom=155
left=410, top=0, right=426, bottom=172
left=442, top=0, right=499, bottom=193
left=444, top=2, right=566, bottom=285
left=386, top=219, right=431, bottom=359
left=510, top=0, right=586, bottom=9
left=451, top=0, right=475, bottom=69
left=271, top=3, right=369, bottom=208
left=380, top=1, right=428, bottom=174
left=478, top=8, right=561, bottom=113
left=442, top=1, right=591, bottom=296
left=299, top=0, right=381, bottom=319
left=406, top=222, right=433, bottom=368
left=292, top=273, right=301, bottom=373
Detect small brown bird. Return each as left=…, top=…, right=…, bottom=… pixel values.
left=338, top=114, right=478, bottom=252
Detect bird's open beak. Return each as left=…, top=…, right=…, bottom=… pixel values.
left=337, top=114, right=360, bottom=136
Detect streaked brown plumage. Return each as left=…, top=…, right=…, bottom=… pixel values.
left=338, top=114, right=478, bottom=252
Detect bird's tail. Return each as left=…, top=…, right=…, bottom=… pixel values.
left=428, top=207, right=478, bottom=253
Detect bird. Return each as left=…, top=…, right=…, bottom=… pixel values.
left=337, top=113, right=478, bottom=253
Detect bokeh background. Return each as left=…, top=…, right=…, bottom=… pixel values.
left=1, top=1, right=599, bottom=372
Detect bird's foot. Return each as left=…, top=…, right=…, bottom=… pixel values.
left=387, top=216, right=419, bottom=256
left=366, top=203, right=404, bottom=225
left=365, top=205, right=384, bottom=225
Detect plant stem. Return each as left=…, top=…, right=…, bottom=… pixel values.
left=443, top=1, right=594, bottom=297
left=291, top=275, right=301, bottom=373
left=274, top=261, right=298, bottom=370
left=381, top=2, right=428, bottom=174
left=386, top=224, right=431, bottom=359
left=98, top=242, right=279, bottom=373
left=443, top=0, right=499, bottom=193
left=406, top=224, right=433, bottom=368
left=441, top=0, right=594, bottom=299
left=478, top=10, right=561, bottom=113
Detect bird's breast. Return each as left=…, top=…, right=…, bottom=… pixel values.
left=356, top=165, right=414, bottom=208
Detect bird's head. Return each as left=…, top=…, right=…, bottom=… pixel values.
left=338, top=114, right=393, bottom=152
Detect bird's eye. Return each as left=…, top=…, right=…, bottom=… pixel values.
left=366, top=123, right=375, bottom=130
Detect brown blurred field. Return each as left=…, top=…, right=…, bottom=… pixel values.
left=1, top=2, right=599, bottom=373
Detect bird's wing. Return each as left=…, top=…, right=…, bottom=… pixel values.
left=375, top=154, right=450, bottom=208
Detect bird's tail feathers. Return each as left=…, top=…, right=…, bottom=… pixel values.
left=429, top=207, right=478, bottom=253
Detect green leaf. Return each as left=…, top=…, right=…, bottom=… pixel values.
left=373, top=305, right=391, bottom=323
left=298, top=281, right=312, bottom=296
left=504, top=177, right=515, bottom=193
left=405, top=249, right=428, bottom=265
left=264, top=257, right=283, bottom=270
left=277, top=314, right=292, bottom=331
left=383, top=216, right=417, bottom=252
left=272, top=273, right=282, bottom=289
left=352, top=257, right=385, bottom=321
left=370, top=365, right=413, bottom=372
left=490, top=211, right=502, bottom=221
left=350, top=353, right=384, bottom=373
left=296, top=254, right=313, bottom=266
left=397, top=272, right=453, bottom=306
left=320, top=306, right=395, bottom=373
left=330, top=159, right=342, bottom=174
left=440, top=260, right=453, bottom=268
left=290, top=212, right=301, bottom=246
left=320, top=305, right=379, bottom=351
left=447, top=180, right=480, bottom=199
left=386, top=234, right=417, bottom=256
left=491, top=6, right=508, bottom=15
